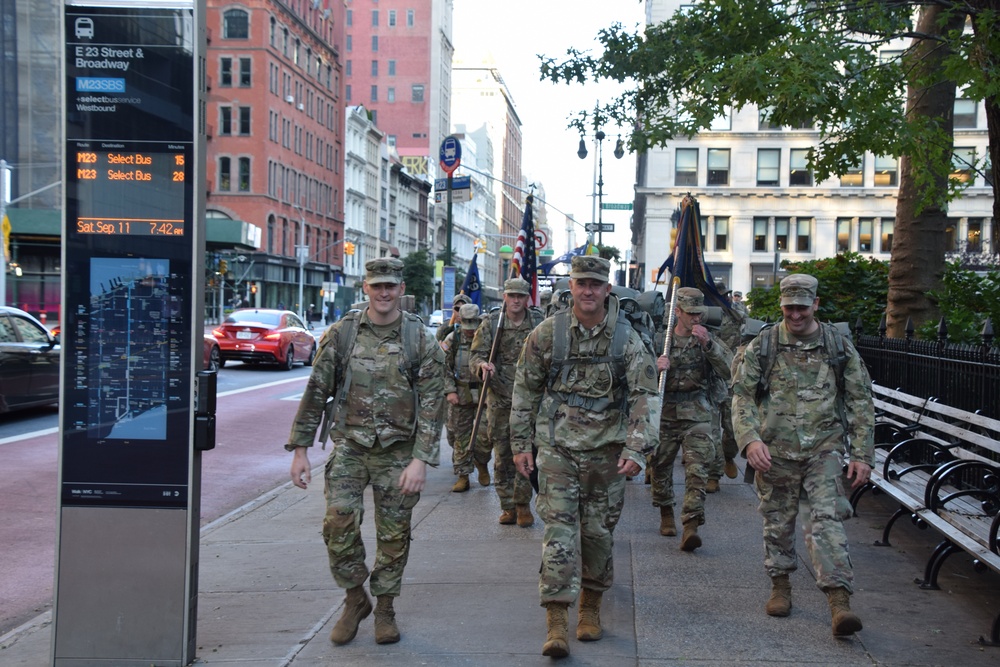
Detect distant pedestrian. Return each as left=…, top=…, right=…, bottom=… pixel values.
left=443, top=303, right=491, bottom=491
left=285, top=257, right=445, bottom=646
left=278, top=301, right=286, bottom=311
left=732, top=273, right=874, bottom=636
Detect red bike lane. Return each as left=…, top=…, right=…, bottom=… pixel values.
left=0, top=376, right=308, bottom=636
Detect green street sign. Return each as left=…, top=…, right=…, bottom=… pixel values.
left=601, top=202, right=633, bottom=210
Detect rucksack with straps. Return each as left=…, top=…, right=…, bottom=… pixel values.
left=318, top=308, right=423, bottom=445
left=754, top=320, right=851, bottom=412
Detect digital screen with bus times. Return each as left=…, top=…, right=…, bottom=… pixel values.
left=71, top=141, right=188, bottom=237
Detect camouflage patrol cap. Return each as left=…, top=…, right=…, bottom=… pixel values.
left=459, top=303, right=481, bottom=330
left=364, top=257, right=405, bottom=285
left=733, top=291, right=743, bottom=298
left=504, top=277, right=531, bottom=295
left=453, top=293, right=472, bottom=306
left=675, top=287, right=707, bottom=314
left=570, top=255, right=611, bottom=282
left=780, top=273, right=819, bottom=306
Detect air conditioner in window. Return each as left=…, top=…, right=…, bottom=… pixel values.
left=285, top=94, right=294, bottom=103
left=297, top=103, right=305, bottom=111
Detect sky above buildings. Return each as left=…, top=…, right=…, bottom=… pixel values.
left=452, top=0, right=647, bottom=260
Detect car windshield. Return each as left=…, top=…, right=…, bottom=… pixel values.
left=227, top=310, right=282, bottom=326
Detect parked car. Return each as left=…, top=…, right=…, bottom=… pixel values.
left=0, top=306, right=60, bottom=413
left=212, top=308, right=316, bottom=370
left=429, top=309, right=444, bottom=327
left=203, top=334, right=221, bottom=371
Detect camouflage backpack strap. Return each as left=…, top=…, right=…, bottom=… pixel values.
left=546, top=309, right=571, bottom=390
left=319, top=310, right=362, bottom=445
left=400, top=311, right=424, bottom=437
left=755, top=322, right=780, bottom=403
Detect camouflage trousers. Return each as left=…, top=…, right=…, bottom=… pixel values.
left=753, top=450, right=855, bottom=592
left=488, top=402, right=533, bottom=509
left=446, top=402, right=492, bottom=476
left=650, top=415, right=718, bottom=525
left=536, top=443, right=626, bottom=605
left=322, top=437, right=420, bottom=597
left=708, top=395, right=739, bottom=480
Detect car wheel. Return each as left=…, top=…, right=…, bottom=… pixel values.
left=209, top=346, right=221, bottom=372
left=283, top=345, right=295, bottom=371
left=305, top=342, right=316, bottom=367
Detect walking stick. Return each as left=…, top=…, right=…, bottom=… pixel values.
left=467, top=302, right=506, bottom=456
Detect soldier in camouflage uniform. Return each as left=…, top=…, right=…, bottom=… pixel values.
left=731, top=290, right=748, bottom=318
left=471, top=277, right=540, bottom=527
left=286, top=257, right=445, bottom=647
left=443, top=303, right=492, bottom=492
left=510, top=256, right=660, bottom=658
left=707, top=282, right=746, bottom=490
left=436, top=293, right=472, bottom=344
left=651, top=287, right=732, bottom=551
left=731, top=273, right=874, bottom=637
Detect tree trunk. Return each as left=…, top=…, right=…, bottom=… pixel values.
left=886, top=5, right=966, bottom=338
left=971, top=2, right=1000, bottom=258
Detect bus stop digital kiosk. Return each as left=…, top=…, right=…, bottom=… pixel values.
left=56, top=2, right=210, bottom=665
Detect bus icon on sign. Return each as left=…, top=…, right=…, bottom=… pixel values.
left=75, top=18, right=94, bottom=39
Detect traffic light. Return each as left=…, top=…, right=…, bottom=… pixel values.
left=250, top=282, right=257, bottom=294
left=344, top=241, right=355, bottom=256
left=219, top=259, right=228, bottom=275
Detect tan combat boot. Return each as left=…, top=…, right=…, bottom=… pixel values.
left=373, top=595, right=401, bottom=644
left=475, top=461, right=491, bottom=486
left=498, top=508, right=517, bottom=524
left=541, top=602, right=570, bottom=657
left=706, top=478, right=720, bottom=493
left=516, top=503, right=535, bottom=527
left=826, top=587, right=863, bottom=636
left=451, top=474, right=470, bottom=493
left=724, top=458, right=739, bottom=479
left=659, top=506, right=677, bottom=536
left=680, top=519, right=702, bottom=552
left=576, top=589, right=603, bottom=641
left=329, top=586, right=373, bottom=645
left=765, top=575, right=792, bottom=617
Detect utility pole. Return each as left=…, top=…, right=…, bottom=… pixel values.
left=0, top=160, right=10, bottom=307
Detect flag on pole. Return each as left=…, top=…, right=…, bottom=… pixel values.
left=460, top=253, right=482, bottom=307
left=510, top=194, right=538, bottom=305
left=654, top=196, right=730, bottom=310
left=539, top=242, right=592, bottom=274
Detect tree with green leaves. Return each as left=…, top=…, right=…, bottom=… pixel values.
left=402, top=249, right=435, bottom=311
left=540, top=0, right=999, bottom=338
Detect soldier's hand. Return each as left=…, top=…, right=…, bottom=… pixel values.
left=617, top=458, right=641, bottom=477
left=745, top=440, right=772, bottom=473
left=290, top=447, right=312, bottom=489
left=691, top=324, right=710, bottom=347
left=446, top=392, right=460, bottom=406
left=479, top=362, right=495, bottom=381
left=514, top=452, right=534, bottom=478
left=656, top=355, right=671, bottom=373
left=398, top=459, right=427, bottom=495
left=846, top=460, right=872, bottom=490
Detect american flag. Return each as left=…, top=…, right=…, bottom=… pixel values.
left=510, top=194, right=538, bottom=306
left=655, top=195, right=730, bottom=311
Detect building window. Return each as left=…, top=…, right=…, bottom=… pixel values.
left=388, top=10, right=397, bottom=26
left=294, top=39, right=300, bottom=66
left=269, top=17, right=275, bottom=46
left=388, top=60, right=396, bottom=76
left=346, top=60, right=352, bottom=76
left=346, top=35, right=352, bottom=52
left=387, top=134, right=397, bottom=148
left=951, top=147, right=975, bottom=183
left=371, top=85, right=378, bottom=102
left=371, top=60, right=378, bottom=76
left=372, top=9, right=379, bottom=26
left=407, top=9, right=414, bottom=26
left=372, top=36, right=379, bottom=52
left=789, top=148, right=812, bottom=186
left=412, top=84, right=424, bottom=102
left=775, top=218, right=789, bottom=251
left=753, top=217, right=768, bottom=251
left=751, top=263, right=781, bottom=289
left=797, top=218, right=812, bottom=252
left=223, top=9, right=248, bottom=39
left=880, top=218, right=894, bottom=252
left=387, top=87, right=395, bottom=102
left=346, top=9, right=352, bottom=26
left=345, top=84, right=351, bottom=101
left=874, top=155, right=897, bottom=187
left=219, top=157, right=231, bottom=190
left=757, top=148, right=780, bottom=186
left=670, top=148, right=696, bottom=186
left=238, top=107, right=251, bottom=135
left=220, top=57, right=232, bottom=86
left=954, top=99, right=977, bottom=128
left=219, top=106, right=232, bottom=135
left=282, top=28, right=288, bottom=56
left=758, top=107, right=778, bottom=130
left=709, top=109, right=731, bottom=131
left=840, top=156, right=864, bottom=187
left=836, top=218, right=851, bottom=253
left=239, top=57, right=251, bottom=86
left=967, top=218, right=983, bottom=252
left=986, top=155, right=994, bottom=186
left=714, top=217, right=729, bottom=251
left=707, top=148, right=730, bottom=186
left=858, top=218, right=873, bottom=252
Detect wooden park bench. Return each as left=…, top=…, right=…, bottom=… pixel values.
left=851, top=383, right=1000, bottom=645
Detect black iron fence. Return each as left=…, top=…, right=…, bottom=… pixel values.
left=854, top=318, right=999, bottom=419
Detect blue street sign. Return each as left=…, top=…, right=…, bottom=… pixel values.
left=434, top=175, right=471, bottom=190
left=439, top=135, right=462, bottom=175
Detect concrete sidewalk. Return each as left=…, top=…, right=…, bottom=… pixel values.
left=3, top=444, right=999, bottom=666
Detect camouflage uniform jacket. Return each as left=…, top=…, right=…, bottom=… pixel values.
left=286, top=308, right=445, bottom=465
left=716, top=307, right=746, bottom=354
left=661, top=331, right=732, bottom=421
left=731, top=321, right=874, bottom=465
left=443, top=330, right=480, bottom=406
left=469, top=310, right=536, bottom=408
left=509, top=309, right=661, bottom=467
left=436, top=321, right=458, bottom=344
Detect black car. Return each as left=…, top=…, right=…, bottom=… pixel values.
left=0, top=306, right=60, bottom=413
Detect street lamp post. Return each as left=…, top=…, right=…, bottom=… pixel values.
left=577, top=128, right=625, bottom=246
left=499, top=244, right=514, bottom=283
left=293, top=206, right=308, bottom=322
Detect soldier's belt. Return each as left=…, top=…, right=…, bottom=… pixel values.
left=456, top=380, right=482, bottom=390
left=662, top=389, right=706, bottom=402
